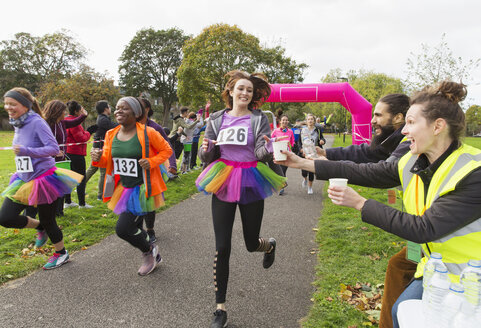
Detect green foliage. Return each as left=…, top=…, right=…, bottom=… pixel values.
left=0, top=30, right=87, bottom=92
left=405, top=34, right=480, bottom=93
left=37, top=65, right=120, bottom=111
left=119, top=28, right=190, bottom=125
left=465, top=105, right=481, bottom=136
left=177, top=24, right=307, bottom=112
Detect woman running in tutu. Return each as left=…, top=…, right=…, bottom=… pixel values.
left=90, top=97, right=172, bottom=276
left=196, top=70, right=286, bottom=328
left=0, top=88, right=83, bottom=270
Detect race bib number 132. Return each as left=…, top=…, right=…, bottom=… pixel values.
left=113, top=158, right=138, bottom=177
left=216, top=126, right=248, bottom=146
left=15, top=156, right=33, bottom=173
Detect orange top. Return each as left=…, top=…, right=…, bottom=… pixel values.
left=93, top=122, right=173, bottom=200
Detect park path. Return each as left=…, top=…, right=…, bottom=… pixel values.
left=0, top=136, right=333, bottom=328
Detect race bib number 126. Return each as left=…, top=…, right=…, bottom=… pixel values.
left=113, top=158, right=138, bottom=177
left=216, top=126, right=248, bottom=146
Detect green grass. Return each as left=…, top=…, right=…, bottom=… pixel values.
left=302, top=134, right=481, bottom=327
left=0, top=131, right=200, bottom=284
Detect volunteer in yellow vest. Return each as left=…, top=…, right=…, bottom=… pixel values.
left=274, top=81, right=481, bottom=328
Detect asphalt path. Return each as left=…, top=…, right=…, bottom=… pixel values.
left=0, top=135, right=333, bottom=328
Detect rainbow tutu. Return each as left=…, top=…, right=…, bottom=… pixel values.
left=2, top=167, right=83, bottom=206
left=195, top=158, right=286, bottom=204
left=108, top=183, right=164, bottom=216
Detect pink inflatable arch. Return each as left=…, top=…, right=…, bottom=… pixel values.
left=266, top=82, right=372, bottom=145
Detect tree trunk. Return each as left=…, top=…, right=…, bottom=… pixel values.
left=162, top=100, right=171, bottom=129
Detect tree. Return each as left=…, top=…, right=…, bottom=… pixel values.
left=0, top=30, right=87, bottom=91
left=465, top=105, right=481, bottom=136
left=405, top=34, right=480, bottom=92
left=37, top=65, right=120, bottom=112
left=177, top=24, right=307, bottom=111
left=119, top=28, right=189, bottom=125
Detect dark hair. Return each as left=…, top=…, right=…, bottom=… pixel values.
left=43, top=100, right=67, bottom=126
left=221, top=70, right=271, bottom=109
left=188, top=111, right=196, bottom=119
left=411, top=81, right=467, bottom=141
left=180, top=106, right=189, bottom=114
left=8, top=87, right=42, bottom=116
left=280, top=114, right=289, bottom=120
left=95, top=100, right=109, bottom=115
left=148, top=109, right=154, bottom=118
left=67, top=100, right=81, bottom=115
left=378, top=93, right=410, bottom=119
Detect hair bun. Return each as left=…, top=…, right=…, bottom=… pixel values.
left=435, top=81, right=467, bottom=104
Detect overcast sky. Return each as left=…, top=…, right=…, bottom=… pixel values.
left=2, top=0, right=481, bottom=106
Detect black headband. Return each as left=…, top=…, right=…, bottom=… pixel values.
left=4, top=90, right=33, bottom=110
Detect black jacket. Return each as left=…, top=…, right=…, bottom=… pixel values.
left=93, top=114, right=118, bottom=148
left=314, top=143, right=481, bottom=244
left=326, top=126, right=410, bottom=163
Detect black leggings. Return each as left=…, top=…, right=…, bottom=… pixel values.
left=115, top=211, right=150, bottom=253
left=301, top=169, right=314, bottom=181
left=0, top=197, right=62, bottom=244
left=65, top=154, right=86, bottom=205
left=144, top=211, right=155, bottom=230
left=212, top=194, right=264, bottom=303
left=280, top=164, right=288, bottom=177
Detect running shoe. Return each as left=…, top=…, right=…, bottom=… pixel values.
left=307, top=187, right=313, bottom=195
left=138, top=244, right=161, bottom=276
left=278, top=188, right=285, bottom=196
left=79, top=204, right=93, bottom=209
left=302, top=179, right=307, bottom=188
left=147, top=230, right=157, bottom=244
left=210, top=309, right=228, bottom=328
left=263, top=238, right=276, bottom=269
left=64, top=202, right=78, bottom=209
left=43, top=251, right=70, bottom=270
left=34, top=230, right=48, bottom=248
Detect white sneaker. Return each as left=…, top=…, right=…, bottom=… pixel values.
left=79, top=204, right=93, bottom=209
left=64, top=202, right=78, bottom=209
left=302, top=179, right=307, bottom=188
left=307, top=187, right=313, bottom=194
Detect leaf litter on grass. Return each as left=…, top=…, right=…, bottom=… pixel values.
left=339, top=282, right=383, bottom=325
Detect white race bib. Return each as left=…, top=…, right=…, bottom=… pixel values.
left=216, top=126, right=248, bottom=146
left=15, top=156, right=33, bottom=173
left=113, top=158, right=138, bottom=177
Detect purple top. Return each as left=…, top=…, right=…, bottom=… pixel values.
left=49, top=114, right=86, bottom=161
left=219, top=112, right=256, bottom=162
left=13, top=113, right=59, bottom=182
left=147, top=119, right=177, bottom=170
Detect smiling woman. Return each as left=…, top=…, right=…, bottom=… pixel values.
left=90, top=96, right=173, bottom=276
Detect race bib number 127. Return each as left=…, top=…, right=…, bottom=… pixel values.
left=15, top=156, right=33, bottom=173
left=113, top=158, right=138, bottom=177
left=216, top=126, right=248, bottom=146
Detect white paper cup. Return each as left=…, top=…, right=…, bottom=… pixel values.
left=272, top=140, right=289, bottom=160
left=329, top=178, right=348, bottom=187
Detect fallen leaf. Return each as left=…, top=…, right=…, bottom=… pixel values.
left=312, top=228, right=319, bottom=232
left=360, top=226, right=368, bottom=230
left=81, top=246, right=88, bottom=250
left=346, top=226, right=355, bottom=230
left=326, top=296, right=333, bottom=302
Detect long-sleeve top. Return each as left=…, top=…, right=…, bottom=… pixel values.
left=313, top=143, right=481, bottom=244
left=49, top=114, right=87, bottom=161
left=326, top=126, right=410, bottom=163
left=65, top=115, right=91, bottom=156
left=169, top=115, right=199, bottom=138
left=146, top=119, right=177, bottom=170
left=93, top=114, right=118, bottom=149
left=13, top=113, right=59, bottom=181
left=271, top=127, right=295, bottom=149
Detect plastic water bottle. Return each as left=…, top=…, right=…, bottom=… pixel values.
left=422, top=253, right=447, bottom=312
left=301, top=127, right=318, bottom=159
left=460, top=259, right=481, bottom=315
left=453, top=297, right=477, bottom=328
left=425, top=266, right=450, bottom=328
left=440, top=283, right=465, bottom=328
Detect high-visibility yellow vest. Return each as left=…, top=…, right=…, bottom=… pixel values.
left=397, top=143, right=481, bottom=282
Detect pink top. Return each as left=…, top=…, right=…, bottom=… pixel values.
left=271, top=127, right=295, bottom=149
